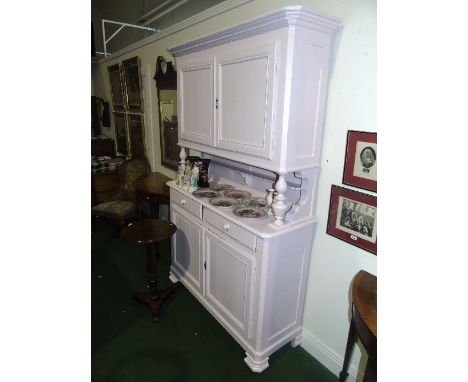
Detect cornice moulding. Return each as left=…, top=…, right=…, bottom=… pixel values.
left=168, top=5, right=342, bottom=57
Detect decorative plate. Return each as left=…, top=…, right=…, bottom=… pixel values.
left=192, top=189, right=220, bottom=199
left=242, top=197, right=268, bottom=209
left=209, top=197, right=240, bottom=208
left=233, top=206, right=267, bottom=220
left=223, top=190, right=252, bottom=199
left=211, top=183, right=235, bottom=191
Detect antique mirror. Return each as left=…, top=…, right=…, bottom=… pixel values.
left=154, top=56, right=178, bottom=170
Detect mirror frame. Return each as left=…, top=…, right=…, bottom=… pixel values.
left=154, top=56, right=179, bottom=171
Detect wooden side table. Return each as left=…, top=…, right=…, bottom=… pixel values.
left=134, top=172, right=171, bottom=218
left=120, top=219, right=177, bottom=322
left=339, top=270, right=377, bottom=382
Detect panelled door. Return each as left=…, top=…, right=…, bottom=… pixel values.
left=178, top=56, right=215, bottom=146
left=215, top=41, right=278, bottom=160
left=171, top=204, right=204, bottom=296
left=204, top=229, right=255, bottom=339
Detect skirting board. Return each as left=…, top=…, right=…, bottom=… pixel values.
left=300, top=328, right=363, bottom=382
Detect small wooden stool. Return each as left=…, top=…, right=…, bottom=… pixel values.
left=120, top=219, right=177, bottom=322
left=339, top=270, right=377, bottom=382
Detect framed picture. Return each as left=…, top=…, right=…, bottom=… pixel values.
left=122, top=57, right=144, bottom=113
left=107, top=64, right=125, bottom=111
left=343, top=131, right=377, bottom=192
left=326, top=185, right=377, bottom=255
left=113, top=112, right=128, bottom=156
left=127, top=114, right=146, bottom=158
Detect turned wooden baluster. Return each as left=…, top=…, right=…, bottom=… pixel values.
left=272, top=173, right=288, bottom=225
left=179, top=147, right=187, bottom=186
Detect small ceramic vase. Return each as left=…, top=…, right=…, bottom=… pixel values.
left=183, top=160, right=192, bottom=190
left=189, top=163, right=199, bottom=192
left=176, top=165, right=183, bottom=187
left=266, top=188, right=277, bottom=215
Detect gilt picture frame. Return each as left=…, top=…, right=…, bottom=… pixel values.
left=343, top=131, right=377, bottom=192
left=122, top=57, right=144, bottom=113
left=127, top=114, right=146, bottom=158
left=113, top=112, right=128, bottom=156
left=327, top=185, right=377, bottom=255
left=107, top=64, right=125, bottom=112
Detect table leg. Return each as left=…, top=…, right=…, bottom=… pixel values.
left=339, top=314, right=357, bottom=382
left=363, top=355, right=377, bottom=382
left=133, top=243, right=175, bottom=322
left=146, top=244, right=159, bottom=299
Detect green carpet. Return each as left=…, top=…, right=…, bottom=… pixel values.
left=92, top=224, right=338, bottom=382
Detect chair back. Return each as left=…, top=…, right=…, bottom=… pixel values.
left=119, top=157, right=151, bottom=201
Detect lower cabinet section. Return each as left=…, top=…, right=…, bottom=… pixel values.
left=169, top=198, right=314, bottom=373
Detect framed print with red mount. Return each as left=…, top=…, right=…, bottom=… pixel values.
left=343, top=131, right=377, bottom=192
left=326, top=185, right=377, bottom=255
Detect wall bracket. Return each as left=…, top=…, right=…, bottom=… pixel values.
left=98, top=19, right=159, bottom=57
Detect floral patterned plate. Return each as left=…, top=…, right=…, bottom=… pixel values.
left=211, top=183, right=235, bottom=191
left=233, top=206, right=267, bottom=220
left=192, top=189, right=220, bottom=199
left=223, top=189, right=252, bottom=199
left=209, top=197, right=240, bottom=208
left=242, top=197, right=268, bottom=209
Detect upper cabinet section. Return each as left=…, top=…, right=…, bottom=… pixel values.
left=169, top=6, right=341, bottom=173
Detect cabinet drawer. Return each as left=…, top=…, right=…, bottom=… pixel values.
left=204, top=208, right=256, bottom=251
left=170, top=188, right=202, bottom=219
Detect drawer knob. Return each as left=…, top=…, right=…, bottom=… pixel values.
left=223, top=223, right=230, bottom=231
left=181, top=199, right=186, bottom=205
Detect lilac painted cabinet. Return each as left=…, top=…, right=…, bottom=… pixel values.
left=167, top=6, right=341, bottom=372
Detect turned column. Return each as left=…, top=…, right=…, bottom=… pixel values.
left=272, top=173, right=288, bottom=225
left=179, top=147, right=186, bottom=186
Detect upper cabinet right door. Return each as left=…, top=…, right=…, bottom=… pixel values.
left=215, top=41, right=278, bottom=160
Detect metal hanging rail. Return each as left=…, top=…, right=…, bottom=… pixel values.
left=141, top=0, right=190, bottom=26
left=97, top=19, right=159, bottom=57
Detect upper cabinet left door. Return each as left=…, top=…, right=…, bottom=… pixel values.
left=177, top=56, right=215, bottom=147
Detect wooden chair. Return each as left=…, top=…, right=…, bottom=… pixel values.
left=92, top=157, right=151, bottom=230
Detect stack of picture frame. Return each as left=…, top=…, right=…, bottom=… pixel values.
left=326, top=131, right=377, bottom=255
left=107, top=56, right=146, bottom=158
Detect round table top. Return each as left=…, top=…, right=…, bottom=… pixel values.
left=134, top=172, right=171, bottom=197
left=119, top=219, right=177, bottom=245
left=352, top=270, right=377, bottom=337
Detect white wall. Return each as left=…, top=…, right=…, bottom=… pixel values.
left=298, top=1, right=376, bottom=380
left=93, top=0, right=376, bottom=379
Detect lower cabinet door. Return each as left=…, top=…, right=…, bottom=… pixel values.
left=171, top=203, right=204, bottom=295
left=204, top=229, right=255, bottom=339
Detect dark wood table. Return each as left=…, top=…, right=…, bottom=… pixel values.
left=339, top=270, right=377, bottom=382
left=134, top=172, right=172, bottom=218
left=120, top=219, right=177, bottom=322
